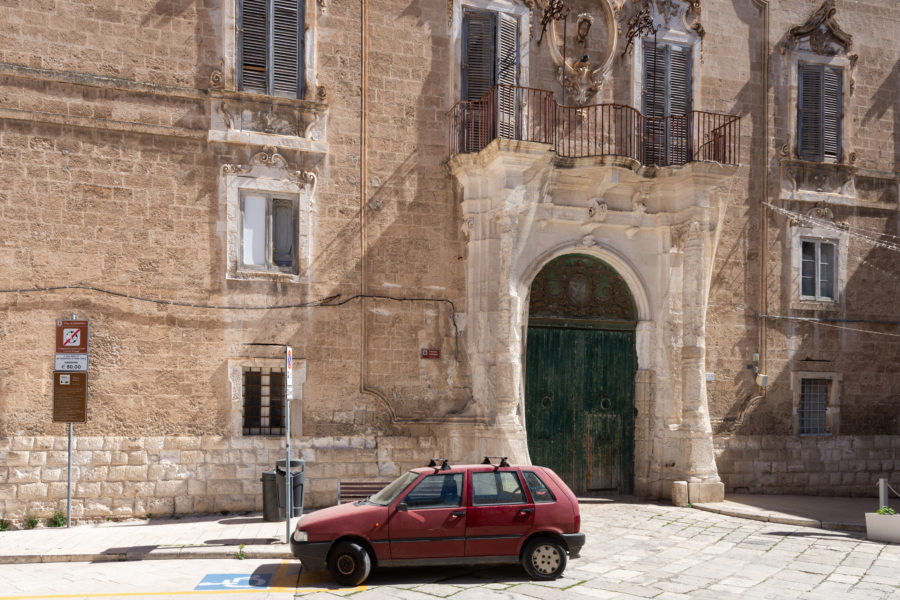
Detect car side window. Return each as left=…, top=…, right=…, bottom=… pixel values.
left=522, top=470, right=556, bottom=503
left=471, top=471, right=527, bottom=506
left=402, top=473, right=463, bottom=509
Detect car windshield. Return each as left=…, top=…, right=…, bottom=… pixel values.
left=367, top=471, right=419, bottom=506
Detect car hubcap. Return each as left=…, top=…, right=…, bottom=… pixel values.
left=336, top=554, right=355, bottom=575
left=531, top=544, right=561, bottom=575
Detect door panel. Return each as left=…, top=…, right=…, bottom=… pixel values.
left=526, top=326, right=635, bottom=494
left=389, top=473, right=466, bottom=559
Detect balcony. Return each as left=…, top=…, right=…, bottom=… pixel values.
left=448, top=85, right=740, bottom=167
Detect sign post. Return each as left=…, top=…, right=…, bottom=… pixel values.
left=54, top=317, right=89, bottom=528
left=284, top=346, right=293, bottom=543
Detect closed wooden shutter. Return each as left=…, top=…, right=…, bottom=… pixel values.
left=462, top=10, right=495, bottom=102
left=822, top=66, right=842, bottom=161
left=496, top=12, right=519, bottom=139
left=642, top=41, right=692, bottom=165
left=239, top=0, right=304, bottom=98
left=798, top=63, right=841, bottom=162
left=240, top=0, right=268, bottom=94
left=272, top=0, right=302, bottom=98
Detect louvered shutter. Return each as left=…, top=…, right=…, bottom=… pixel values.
left=271, top=198, right=295, bottom=268
left=496, top=12, right=519, bottom=139
left=822, top=67, right=842, bottom=161
left=272, top=0, right=302, bottom=98
left=798, top=64, right=824, bottom=161
left=240, top=0, right=268, bottom=94
left=642, top=42, right=691, bottom=165
left=642, top=41, right=665, bottom=164
left=462, top=10, right=495, bottom=102
left=668, top=44, right=691, bottom=164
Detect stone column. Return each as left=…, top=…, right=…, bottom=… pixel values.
left=678, top=221, right=724, bottom=503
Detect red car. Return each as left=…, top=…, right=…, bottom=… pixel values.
left=290, top=458, right=584, bottom=586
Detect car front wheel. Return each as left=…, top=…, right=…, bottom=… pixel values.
left=522, top=537, right=567, bottom=580
left=327, top=541, right=371, bottom=586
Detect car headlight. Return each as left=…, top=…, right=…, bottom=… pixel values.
left=292, top=529, right=308, bottom=543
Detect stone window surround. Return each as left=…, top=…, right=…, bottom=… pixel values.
left=228, top=357, right=306, bottom=438
left=449, top=0, right=531, bottom=104
left=219, top=0, right=319, bottom=102
left=784, top=50, right=854, bottom=164
left=788, top=221, right=847, bottom=311
left=791, top=371, right=841, bottom=436
left=224, top=168, right=313, bottom=283
left=628, top=20, right=702, bottom=114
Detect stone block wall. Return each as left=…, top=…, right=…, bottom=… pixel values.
left=0, top=434, right=437, bottom=527
left=715, top=435, right=900, bottom=496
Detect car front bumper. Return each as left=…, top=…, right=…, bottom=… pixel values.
left=562, top=533, right=586, bottom=557
left=290, top=537, right=331, bottom=573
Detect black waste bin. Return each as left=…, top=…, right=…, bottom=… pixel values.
left=275, top=459, right=305, bottom=518
left=260, top=469, right=280, bottom=522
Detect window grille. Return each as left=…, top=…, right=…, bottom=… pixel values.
left=243, top=367, right=285, bottom=435
left=799, top=378, right=828, bottom=434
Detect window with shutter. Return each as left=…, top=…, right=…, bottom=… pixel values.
left=642, top=41, right=692, bottom=166
left=798, top=63, right=842, bottom=162
left=460, top=9, right=521, bottom=150
left=238, top=0, right=304, bottom=98
left=240, top=191, right=298, bottom=273
left=800, top=239, right=836, bottom=301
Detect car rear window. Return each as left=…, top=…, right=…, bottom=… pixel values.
left=522, top=470, right=556, bottom=503
left=472, top=470, right=527, bottom=505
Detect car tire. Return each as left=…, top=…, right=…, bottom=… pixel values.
left=327, top=541, right=371, bottom=586
left=522, top=537, right=567, bottom=580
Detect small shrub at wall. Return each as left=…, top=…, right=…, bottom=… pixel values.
left=0, top=518, right=9, bottom=531
left=48, top=512, right=66, bottom=527
left=877, top=506, right=897, bottom=515
left=25, top=515, right=38, bottom=529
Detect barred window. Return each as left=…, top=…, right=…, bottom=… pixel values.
left=243, top=367, right=285, bottom=435
left=799, top=378, right=828, bottom=435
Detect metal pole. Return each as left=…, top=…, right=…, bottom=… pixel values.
left=879, top=478, right=889, bottom=510
left=285, top=346, right=292, bottom=543
left=67, top=423, right=72, bottom=528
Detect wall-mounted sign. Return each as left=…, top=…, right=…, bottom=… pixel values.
left=55, top=320, right=88, bottom=372
left=420, top=348, right=440, bottom=360
left=53, top=371, right=87, bottom=423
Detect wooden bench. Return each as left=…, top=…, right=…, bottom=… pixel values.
left=337, top=481, right=390, bottom=505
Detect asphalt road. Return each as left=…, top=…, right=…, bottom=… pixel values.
left=1, top=500, right=898, bottom=599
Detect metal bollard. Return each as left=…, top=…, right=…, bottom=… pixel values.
left=878, top=478, right=889, bottom=511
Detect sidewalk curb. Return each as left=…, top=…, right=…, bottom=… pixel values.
left=691, top=503, right=866, bottom=533
left=0, top=546, right=294, bottom=565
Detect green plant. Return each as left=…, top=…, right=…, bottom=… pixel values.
left=220, top=510, right=230, bottom=516
left=47, top=511, right=66, bottom=528
left=234, top=543, right=246, bottom=560
left=25, top=515, right=39, bottom=529
left=145, top=513, right=152, bottom=520
left=0, top=518, right=9, bottom=531
left=876, top=506, right=897, bottom=515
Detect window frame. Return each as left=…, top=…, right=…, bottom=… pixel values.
left=787, top=51, right=852, bottom=164
left=797, top=62, right=843, bottom=163
left=791, top=371, right=841, bottom=436
left=239, top=191, right=299, bottom=274
left=789, top=222, right=847, bottom=310
left=799, top=238, right=836, bottom=301
left=228, top=357, right=305, bottom=438
left=242, top=366, right=286, bottom=436
left=471, top=470, right=528, bottom=506
left=237, top=0, right=306, bottom=99
left=401, top=473, right=464, bottom=510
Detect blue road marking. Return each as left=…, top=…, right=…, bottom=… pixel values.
left=194, top=573, right=273, bottom=590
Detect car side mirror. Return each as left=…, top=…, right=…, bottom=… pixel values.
left=397, top=502, right=408, bottom=512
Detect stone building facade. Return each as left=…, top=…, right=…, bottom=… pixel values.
left=0, top=0, right=897, bottom=523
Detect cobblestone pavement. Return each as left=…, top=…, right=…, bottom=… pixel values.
left=1, top=500, right=898, bottom=599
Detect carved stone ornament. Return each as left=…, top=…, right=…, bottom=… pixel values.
left=787, top=0, right=852, bottom=56
left=622, top=0, right=703, bottom=56
left=222, top=163, right=251, bottom=175
left=588, top=199, right=608, bottom=222
left=252, top=145, right=289, bottom=168
left=209, top=60, right=224, bottom=89
left=291, top=170, right=317, bottom=189
left=317, top=0, right=326, bottom=14
left=216, top=102, right=235, bottom=130
left=449, top=0, right=537, bottom=29
left=529, top=254, right=636, bottom=322
left=545, top=0, right=618, bottom=105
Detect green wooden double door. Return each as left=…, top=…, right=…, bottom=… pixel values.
left=525, top=326, right=635, bottom=494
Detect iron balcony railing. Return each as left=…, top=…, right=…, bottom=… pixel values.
left=449, top=84, right=740, bottom=167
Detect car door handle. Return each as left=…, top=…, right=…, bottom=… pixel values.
left=450, top=510, right=466, bottom=517
left=519, top=508, right=534, bottom=514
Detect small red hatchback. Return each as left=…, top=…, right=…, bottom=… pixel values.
left=290, top=457, right=584, bottom=586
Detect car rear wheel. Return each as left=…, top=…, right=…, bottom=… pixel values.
left=522, top=537, right=567, bottom=580
left=327, top=541, right=371, bottom=586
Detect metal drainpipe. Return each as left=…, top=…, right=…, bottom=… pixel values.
left=752, top=0, right=769, bottom=391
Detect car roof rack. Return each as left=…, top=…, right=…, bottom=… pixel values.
left=482, top=456, right=510, bottom=468
left=427, top=458, right=451, bottom=470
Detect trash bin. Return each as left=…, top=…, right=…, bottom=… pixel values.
left=275, top=459, right=305, bottom=518
left=261, top=469, right=280, bottom=522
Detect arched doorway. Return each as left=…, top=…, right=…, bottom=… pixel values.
left=525, top=254, right=637, bottom=495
